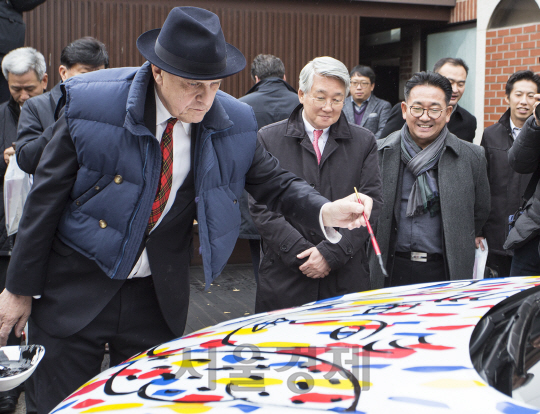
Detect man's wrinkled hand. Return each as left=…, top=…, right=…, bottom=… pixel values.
left=321, top=193, right=372, bottom=230
left=0, top=289, right=32, bottom=346
left=297, top=247, right=331, bottom=279
left=3, top=147, right=15, bottom=165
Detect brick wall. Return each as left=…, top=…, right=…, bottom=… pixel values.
left=449, top=0, right=476, bottom=24
left=484, top=23, right=540, bottom=127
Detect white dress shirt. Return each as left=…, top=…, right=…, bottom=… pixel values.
left=128, top=89, right=192, bottom=278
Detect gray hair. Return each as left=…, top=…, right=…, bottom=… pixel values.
left=299, top=56, right=350, bottom=96
left=2, top=47, right=47, bottom=80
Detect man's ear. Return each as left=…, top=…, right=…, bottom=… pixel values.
left=152, top=64, right=163, bottom=85
left=298, top=89, right=305, bottom=105
left=41, top=73, right=48, bottom=90
left=401, top=101, right=407, bottom=120
left=504, top=95, right=510, bottom=106
left=58, top=66, right=68, bottom=82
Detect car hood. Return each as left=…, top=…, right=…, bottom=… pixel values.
left=54, top=277, right=540, bottom=414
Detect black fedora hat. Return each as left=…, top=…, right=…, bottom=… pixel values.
left=137, top=7, right=246, bottom=80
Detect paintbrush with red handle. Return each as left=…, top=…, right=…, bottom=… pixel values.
left=354, top=187, right=388, bottom=277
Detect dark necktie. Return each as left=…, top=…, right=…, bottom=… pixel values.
left=148, top=117, right=177, bottom=231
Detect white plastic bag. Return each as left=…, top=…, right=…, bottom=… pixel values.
left=473, top=239, right=488, bottom=280
left=4, top=155, right=31, bottom=236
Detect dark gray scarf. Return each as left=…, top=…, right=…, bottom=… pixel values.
left=400, top=125, right=448, bottom=217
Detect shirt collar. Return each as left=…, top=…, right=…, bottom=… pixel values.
left=353, top=97, right=370, bottom=109
left=154, top=87, right=191, bottom=136
left=301, top=109, right=330, bottom=138
left=509, top=117, right=521, bottom=140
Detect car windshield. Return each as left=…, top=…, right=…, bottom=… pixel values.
left=470, top=285, right=540, bottom=408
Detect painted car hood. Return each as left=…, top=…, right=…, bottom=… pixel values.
left=53, top=277, right=540, bottom=414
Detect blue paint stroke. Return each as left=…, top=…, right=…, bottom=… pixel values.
left=402, top=366, right=470, bottom=372
left=151, top=378, right=178, bottom=386
left=152, top=389, right=185, bottom=396
left=390, top=321, right=421, bottom=324
left=496, top=402, right=540, bottom=414
left=352, top=364, right=390, bottom=369
left=388, top=396, right=449, bottom=408
left=223, top=355, right=245, bottom=363
left=233, top=403, right=261, bottom=413
left=393, top=332, right=434, bottom=336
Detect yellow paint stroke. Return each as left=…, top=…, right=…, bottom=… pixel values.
left=295, top=378, right=369, bottom=390
left=171, top=359, right=211, bottom=369
left=81, top=403, right=144, bottom=413
left=213, top=377, right=283, bottom=387
left=422, top=379, right=487, bottom=388
left=206, top=327, right=268, bottom=337
left=253, top=342, right=310, bottom=348
left=158, top=404, right=213, bottom=413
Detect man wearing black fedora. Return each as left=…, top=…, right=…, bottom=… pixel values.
left=0, top=7, right=371, bottom=412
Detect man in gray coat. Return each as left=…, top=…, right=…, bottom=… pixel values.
left=370, top=71, right=489, bottom=289
left=342, top=65, right=391, bottom=139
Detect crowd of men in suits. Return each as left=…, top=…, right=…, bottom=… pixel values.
left=0, top=6, right=539, bottom=412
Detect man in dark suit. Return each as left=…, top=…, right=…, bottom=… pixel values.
left=238, top=54, right=299, bottom=281
left=0, top=47, right=47, bottom=414
left=249, top=57, right=382, bottom=312
left=0, top=7, right=372, bottom=413
left=16, top=37, right=109, bottom=175
left=381, top=58, right=477, bottom=142
left=342, top=65, right=391, bottom=139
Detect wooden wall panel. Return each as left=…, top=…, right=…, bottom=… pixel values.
left=23, top=1, right=361, bottom=97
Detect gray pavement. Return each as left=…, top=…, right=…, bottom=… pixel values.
left=13, top=263, right=257, bottom=413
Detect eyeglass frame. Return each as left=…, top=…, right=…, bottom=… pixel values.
left=350, top=80, right=371, bottom=89
left=309, top=94, right=345, bottom=109
left=408, top=105, right=450, bottom=120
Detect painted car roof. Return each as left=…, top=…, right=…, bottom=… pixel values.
left=53, top=276, right=540, bottom=414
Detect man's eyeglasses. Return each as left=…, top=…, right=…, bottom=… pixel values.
left=350, top=81, right=371, bottom=89
left=409, top=106, right=447, bottom=119
left=311, top=96, right=345, bottom=108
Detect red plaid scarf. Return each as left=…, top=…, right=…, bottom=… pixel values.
left=148, top=117, right=177, bottom=231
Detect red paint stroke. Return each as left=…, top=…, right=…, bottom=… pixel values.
left=115, top=369, right=142, bottom=377
left=357, top=348, right=415, bottom=359
left=427, top=325, right=475, bottom=331
left=66, top=380, right=108, bottom=399
left=175, top=394, right=224, bottom=402
left=72, top=399, right=105, bottom=409
left=293, top=320, right=341, bottom=325
left=183, top=331, right=214, bottom=339
left=277, top=347, right=328, bottom=357
left=417, top=313, right=457, bottom=317
left=410, top=343, right=454, bottom=350
left=200, top=339, right=234, bottom=349
left=473, top=305, right=494, bottom=309
left=308, top=362, right=342, bottom=372
left=291, top=393, right=354, bottom=403
left=462, top=288, right=499, bottom=292
left=137, top=368, right=172, bottom=379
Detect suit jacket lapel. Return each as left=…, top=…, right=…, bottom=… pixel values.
left=360, top=97, right=376, bottom=128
